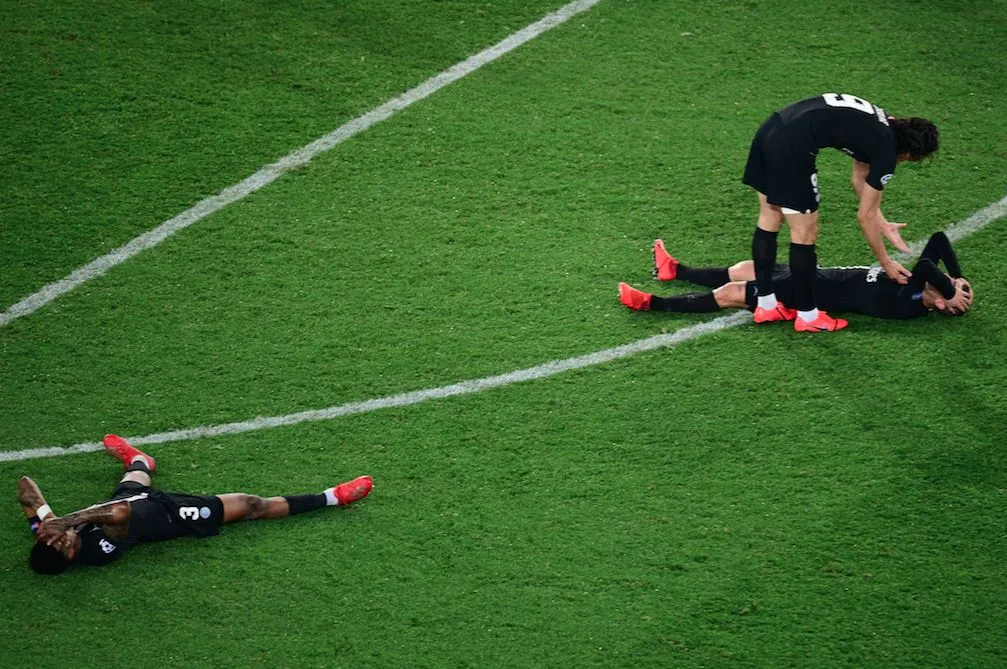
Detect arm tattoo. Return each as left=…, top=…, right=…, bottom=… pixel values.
left=19, top=488, right=43, bottom=508
left=58, top=500, right=130, bottom=528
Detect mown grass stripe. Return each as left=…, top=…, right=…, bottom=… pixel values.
left=0, top=0, right=605, bottom=328
left=4, top=193, right=1006, bottom=463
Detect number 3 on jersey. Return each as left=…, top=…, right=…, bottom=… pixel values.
left=822, top=93, right=874, bottom=115
left=178, top=506, right=200, bottom=520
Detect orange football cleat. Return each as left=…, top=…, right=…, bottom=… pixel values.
left=103, top=434, right=156, bottom=472
left=653, top=239, right=679, bottom=281
left=333, top=476, right=373, bottom=505
left=619, top=282, right=652, bottom=311
left=753, top=304, right=797, bottom=323
left=794, top=311, right=848, bottom=332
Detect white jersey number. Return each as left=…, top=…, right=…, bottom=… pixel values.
left=178, top=506, right=200, bottom=520
left=822, top=93, right=874, bottom=115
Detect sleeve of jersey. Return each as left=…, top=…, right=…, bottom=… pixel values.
left=867, top=151, right=897, bottom=191
left=865, top=129, right=898, bottom=191
left=74, top=526, right=125, bottom=566
left=904, top=258, right=955, bottom=299
left=919, top=231, right=963, bottom=277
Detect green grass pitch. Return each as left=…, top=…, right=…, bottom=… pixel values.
left=2, top=1, right=1005, bottom=667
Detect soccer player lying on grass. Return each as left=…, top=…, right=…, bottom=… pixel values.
left=619, top=231, right=972, bottom=319
left=20, top=434, right=372, bottom=575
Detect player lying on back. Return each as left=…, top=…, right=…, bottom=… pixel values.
left=619, top=232, right=971, bottom=319
left=20, top=435, right=373, bottom=574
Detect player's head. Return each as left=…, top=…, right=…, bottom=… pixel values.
left=29, top=541, right=72, bottom=575
left=892, top=117, right=939, bottom=162
left=926, top=277, right=972, bottom=316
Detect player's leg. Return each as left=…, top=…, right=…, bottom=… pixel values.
left=619, top=281, right=735, bottom=313
left=103, top=434, right=155, bottom=486
left=751, top=194, right=797, bottom=323
left=742, top=119, right=793, bottom=322
left=218, top=475, right=373, bottom=524
left=727, top=260, right=755, bottom=282
left=653, top=241, right=733, bottom=287
left=785, top=211, right=846, bottom=332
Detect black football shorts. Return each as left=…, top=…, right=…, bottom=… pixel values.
left=742, top=113, right=821, bottom=214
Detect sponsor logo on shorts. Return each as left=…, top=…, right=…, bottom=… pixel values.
left=200, top=506, right=211, bottom=519
left=880, top=174, right=893, bottom=185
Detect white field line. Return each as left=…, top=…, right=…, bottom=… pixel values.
left=3, top=312, right=750, bottom=462
left=0, top=0, right=604, bottom=328
left=3, top=193, right=1006, bottom=463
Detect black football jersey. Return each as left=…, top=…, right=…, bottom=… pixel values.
left=73, top=487, right=223, bottom=567
left=815, top=267, right=928, bottom=319
left=774, top=94, right=897, bottom=190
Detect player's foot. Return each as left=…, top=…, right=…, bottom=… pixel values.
left=794, top=311, right=848, bottom=332
left=653, top=239, right=679, bottom=281
left=619, top=282, right=652, bottom=311
left=753, top=304, right=797, bottom=323
left=103, top=434, right=156, bottom=472
left=333, top=475, right=373, bottom=505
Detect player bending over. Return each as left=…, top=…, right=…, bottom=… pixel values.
left=20, top=435, right=373, bottom=575
left=743, top=93, right=939, bottom=331
left=619, top=233, right=971, bottom=319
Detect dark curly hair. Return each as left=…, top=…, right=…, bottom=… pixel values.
left=29, top=542, right=71, bottom=575
left=891, top=117, right=939, bottom=160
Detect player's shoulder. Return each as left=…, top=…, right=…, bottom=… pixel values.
left=787, top=94, right=890, bottom=123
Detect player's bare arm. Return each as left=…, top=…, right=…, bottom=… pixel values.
left=850, top=160, right=869, bottom=199
left=857, top=184, right=911, bottom=283
left=18, top=476, right=48, bottom=517
left=36, top=500, right=131, bottom=546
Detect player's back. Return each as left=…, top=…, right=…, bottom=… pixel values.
left=774, top=94, right=893, bottom=162
left=815, top=266, right=925, bottom=319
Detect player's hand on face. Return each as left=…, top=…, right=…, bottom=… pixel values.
left=51, top=530, right=75, bottom=552
left=882, top=259, right=911, bottom=284
left=881, top=221, right=911, bottom=253
left=956, top=277, right=973, bottom=303
left=947, top=284, right=971, bottom=314
left=37, top=517, right=68, bottom=545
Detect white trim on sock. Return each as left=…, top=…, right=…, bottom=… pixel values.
left=798, top=308, right=820, bottom=322
left=757, top=294, right=778, bottom=310
left=324, top=488, right=339, bottom=506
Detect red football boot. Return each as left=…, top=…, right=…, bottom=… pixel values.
left=103, top=434, right=156, bottom=472
left=753, top=303, right=797, bottom=323
left=333, top=476, right=373, bottom=505
left=794, top=311, right=848, bottom=332
left=653, top=239, right=679, bottom=281
left=619, top=282, right=652, bottom=311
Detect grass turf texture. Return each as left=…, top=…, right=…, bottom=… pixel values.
left=2, top=0, right=1006, bottom=667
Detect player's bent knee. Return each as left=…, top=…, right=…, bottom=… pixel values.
left=714, top=282, right=747, bottom=309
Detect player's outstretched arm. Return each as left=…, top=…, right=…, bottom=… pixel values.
left=850, top=161, right=869, bottom=199
left=857, top=185, right=911, bottom=283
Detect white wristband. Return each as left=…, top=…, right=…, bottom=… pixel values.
left=36, top=504, right=53, bottom=520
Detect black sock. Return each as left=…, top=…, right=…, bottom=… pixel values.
left=284, top=494, right=327, bottom=516
left=126, top=459, right=150, bottom=474
left=790, top=242, right=817, bottom=311
left=675, top=265, right=731, bottom=288
left=650, top=292, right=719, bottom=313
left=752, top=228, right=778, bottom=296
